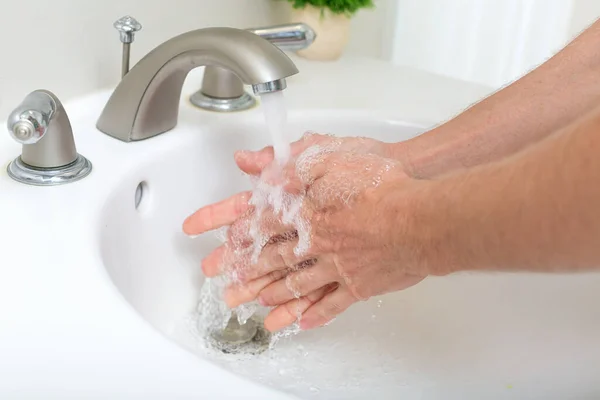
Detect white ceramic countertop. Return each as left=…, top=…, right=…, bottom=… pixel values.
left=0, top=55, right=493, bottom=399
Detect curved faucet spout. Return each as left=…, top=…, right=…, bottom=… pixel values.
left=96, top=27, right=299, bottom=142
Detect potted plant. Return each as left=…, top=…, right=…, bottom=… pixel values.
left=285, top=0, right=375, bottom=61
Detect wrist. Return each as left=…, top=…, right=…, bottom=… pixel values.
left=393, top=172, right=475, bottom=277
left=387, top=125, right=454, bottom=180
left=386, top=139, right=421, bottom=179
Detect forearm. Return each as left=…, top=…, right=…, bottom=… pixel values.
left=417, top=103, right=600, bottom=275
left=394, top=18, right=600, bottom=179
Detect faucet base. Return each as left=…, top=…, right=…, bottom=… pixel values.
left=189, top=90, right=257, bottom=113
left=7, top=154, right=92, bottom=186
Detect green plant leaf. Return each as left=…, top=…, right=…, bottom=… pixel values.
left=283, top=0, right=375, bottom=17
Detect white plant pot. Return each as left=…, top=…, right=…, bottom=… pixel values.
left=290, top=4, right=351, bottom=61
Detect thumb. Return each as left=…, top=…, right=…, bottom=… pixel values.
left=235, top=147, right=274, bottom=175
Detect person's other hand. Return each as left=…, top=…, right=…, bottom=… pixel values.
left=234, top=132, right=398, bottom=176
left=182, top=133, right=395, bottom=236
left=183, top=133, right=429, bottom=332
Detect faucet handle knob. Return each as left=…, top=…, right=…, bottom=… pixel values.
left=7, top=92, right=54, bottom=145
left=9, top=112, right=48, bottom=145
left=114, top=15, right=142, bottom=44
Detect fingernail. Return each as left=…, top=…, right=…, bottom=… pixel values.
left=257, top=296, right=267, bottom=306
left=200, top=260, right=213, bottom=276
left=182, top=218, right=192, bottom=232
left=223, top=294, right=238, bottom=309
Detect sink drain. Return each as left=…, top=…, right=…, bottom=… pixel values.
left=208, top=315, right=271, bottom=355
left=211, top=314, right=258, bottom=344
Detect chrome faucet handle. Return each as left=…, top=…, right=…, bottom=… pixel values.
left=7, top=90, right=92, bottom=186
left=249, top=23, right=316, bottom=51
left=8, top=101, right=51, bottom=145
left=190, top=23, right=315, bottom=112
left=114, top=16, right=142, bottom=77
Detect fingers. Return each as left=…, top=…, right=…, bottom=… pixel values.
left=258, top=262, right=339, bottom=306
left=226, top=215, right=254, bottom=249
left=263, top=284, right=336, bottom=332
left=201, top=218, right=306, bottom=281
left=234, top=133, right=326, bottom=176
left=227, top=207, right=295, bottom=249
left=294, top=146, right=343, bottom=187
left=183, top=191, right=252, bottom=236
left=239, top=239, right=301, bottom=282
left=259, top=162, right=304, bottom=194
left=298, top=287, right=357, bottom=330
left=243, top=235, right=319, bottom=282
left=235, top=149, right=274, bottom=176
left=223, top=269, right=288, bottom=308
left=394, top=274, right=427, bottom=291
left=201, top=245, right=228, bottom=277
left=190, top=133, right=330, bottom=236
left=201, top=242, right=254, bottom=279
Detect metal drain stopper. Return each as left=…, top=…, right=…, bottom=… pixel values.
left=210, top=313, right=258, bottom=345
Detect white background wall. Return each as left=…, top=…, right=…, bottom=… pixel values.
left=386, top=0, right=600, bottom=88
left=388, top=0, right=575, bottom=87
left=0, top=0, right=599, bottom=117
left=570, top=0, right=600, bottom=36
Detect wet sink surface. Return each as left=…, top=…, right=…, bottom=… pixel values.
left=99, top=111, right=600, bottom=399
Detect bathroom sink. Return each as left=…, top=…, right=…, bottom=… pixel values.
left=99, top=109, right=600, bottom=399
left=4, top=57, right=600, bottom=399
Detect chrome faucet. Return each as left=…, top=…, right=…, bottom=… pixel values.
left=190, top=23, right=316, bottom=112
left=96, top=26, right=300, bottom=142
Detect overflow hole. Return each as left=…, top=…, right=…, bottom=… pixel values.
left=135, top=181, right=150, bottom=212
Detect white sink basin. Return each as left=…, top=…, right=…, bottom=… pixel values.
left=99, top=110, right=600, bottom=399
left=99, top=111, right=427, bottom=399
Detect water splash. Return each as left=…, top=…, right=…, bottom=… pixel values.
left=196, top=90, right=311, bottom=347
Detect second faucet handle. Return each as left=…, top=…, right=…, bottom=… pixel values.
left=248, top=23, right=316, bottom=52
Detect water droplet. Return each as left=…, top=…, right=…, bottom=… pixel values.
left=309, top=387, right=320, bottom=393
left=377, top=300, right=383, bottom=308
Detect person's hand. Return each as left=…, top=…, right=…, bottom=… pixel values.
left=183, top=133, right=429, bottom=332
left=182, top=133, right=400, bottom=237
left=181, top=132, right=395, bottom=236
left=234, top=132, right=398, bottom=177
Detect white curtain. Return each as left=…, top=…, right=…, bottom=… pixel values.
left=388, top=0, right=575, bottom=88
